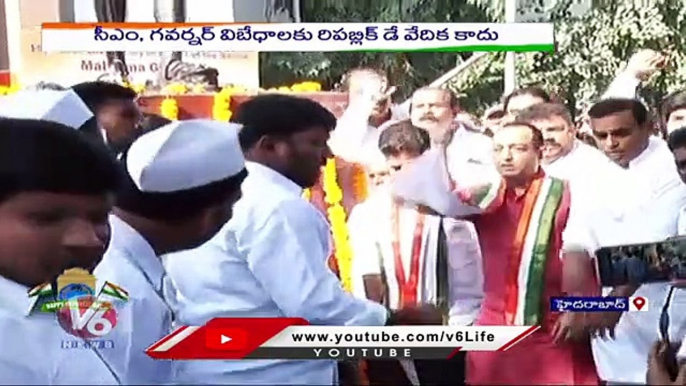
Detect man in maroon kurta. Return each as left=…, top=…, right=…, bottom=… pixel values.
left=460, top=123, right=599, bottom=385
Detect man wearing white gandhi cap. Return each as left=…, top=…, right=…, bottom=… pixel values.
left=0, top=89, right=108, bottom=145
left=93, top=119, right=248, bottom=384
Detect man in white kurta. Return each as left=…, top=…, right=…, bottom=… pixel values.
left=168, top=160, right=391, bottom=384
left=564, top=98, right=686, bottom=384
left=350, top=121, right=483, bottom=325
left=164, top=95, right=440, bottom=385
left=0, top=117, right=122, bottom=384
left=512, top=102, right=648, bottom=218
left=95, top=120, right=247, bottom=384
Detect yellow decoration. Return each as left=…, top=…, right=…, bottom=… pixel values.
left=0, top=84, right=20, bottom=96
left=123, top=82, right=146, bottom=94
left=352, top=165, right=368, bottom=202
left=290, top=81, right=322, bottom=92
left=161, top=83, right=188, bottom=95
left=160, top=97, right=179, bottom=120
left=191, top=84, right=206, bottom=94
left=321, top=158, right=354, bottom=292
left=302, top=188, right=311, bottom=201
left=212, top=87, right=233, bottom=121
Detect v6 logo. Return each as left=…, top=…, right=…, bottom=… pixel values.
left=56, top=296, right=118, bottom=339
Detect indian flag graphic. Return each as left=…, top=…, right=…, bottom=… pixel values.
left=100, top=282, right=129, bottom=302
left=28, top=283, right=53, bottom=298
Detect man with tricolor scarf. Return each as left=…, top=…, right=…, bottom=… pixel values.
left=450, top=122, right=596, bottom=384
left=350, top=121, right=483, bottom=385
left=461, top=122, right=599, bottom=385
left=393, top=121, right=599, bottom=384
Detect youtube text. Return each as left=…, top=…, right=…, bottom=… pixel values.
left=313, top=347, right=412, bottom=359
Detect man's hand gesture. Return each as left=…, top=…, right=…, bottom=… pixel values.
left=551, top=312, right=587, bottom=344
left=625, top=49, right=667, bottom=81
left=647, top=340, right=686, bottom=385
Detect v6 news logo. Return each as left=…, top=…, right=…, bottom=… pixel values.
left=56, top=296, right=118, bottom=339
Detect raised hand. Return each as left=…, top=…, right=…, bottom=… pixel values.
left=625, top=49, right=667, bottom=81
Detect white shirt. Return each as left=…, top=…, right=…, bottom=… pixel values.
left=546, top=141, right=647, bottom=220
left=164, top=161, right=389, bottom=385
left=446, top=126, right=494, bottom=169
left=0, top=275, right=120, bottom=385
left=328, top=100, right=409, bottom=166
left=564, top=137, right=686, bottom=383
left=94, top=215, right=173, bottom=385
left=349, top=190, right=483, bottom=326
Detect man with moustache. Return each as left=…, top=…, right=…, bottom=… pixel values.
left=512, top=103, right=609, bottom=174
left=409, top=87, right=494, bottom=182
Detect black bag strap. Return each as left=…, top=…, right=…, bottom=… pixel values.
left=435, top=217, right=450, bottom=324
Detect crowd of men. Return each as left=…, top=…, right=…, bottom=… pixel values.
left=2, top=46, right=686, bottom=385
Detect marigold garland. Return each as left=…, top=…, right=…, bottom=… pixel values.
left=352, top=165, right=368, bottom=202
left=160, top=97, right=179, bottom=120
left=321, top=158, right=354, bottom=293
left=212, top=87, right=233, bottom=121
left=0, top=84, right=20, bottom=95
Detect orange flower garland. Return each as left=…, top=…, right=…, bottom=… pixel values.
left=352, top=165, right=368, bottom=202
left=301, top=159, right=369, bottom=293
left=322, top=158, right=354, bottom=292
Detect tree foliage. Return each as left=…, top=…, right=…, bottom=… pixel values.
left=260, top=0, right=686, bottom=117
left=451, top=0, right=686, bottom=115
left=259, top=0, right=493, bottom=100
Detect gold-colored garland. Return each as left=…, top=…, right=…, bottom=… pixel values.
left=212, top=87, right=233, bottom=121
left=322, top=158, right=353, bottom=292
left=302, top=160, right=368, bottom=293
left=160, top=97, right=179, bottom=120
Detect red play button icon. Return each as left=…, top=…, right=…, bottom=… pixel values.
left=205, top=328, right=248, bottom=350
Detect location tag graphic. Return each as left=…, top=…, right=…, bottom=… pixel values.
left=629, top=296, right=648, bottom=312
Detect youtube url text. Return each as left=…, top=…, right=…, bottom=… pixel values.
left=291, top=330, right=495, bottom=345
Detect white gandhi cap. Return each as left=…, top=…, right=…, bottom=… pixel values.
left=126, top=119, right=245, bottom=193
left=0, top=89, right=93, bottom=129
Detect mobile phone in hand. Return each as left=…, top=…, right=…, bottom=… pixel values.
left=595, top=236, right=686, bottom=286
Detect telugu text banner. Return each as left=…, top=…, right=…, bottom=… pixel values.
left=41, top=22, right=555, bottom=53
